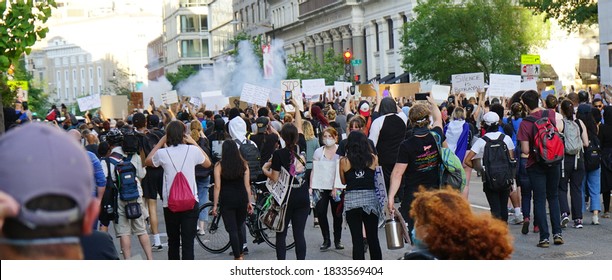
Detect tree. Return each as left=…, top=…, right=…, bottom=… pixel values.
left=107, top=67, right=133, bottom=95
left=165, top=65, right=198, bottom=88
left=400, top=0, right=548, bottom=84
left=0, top=0, right=56, bottom=133
left=520, top=0, right=598, bottom=31
left=0, top=57, right=49, bottom=116
left=286, top=49, right=345, bottom=84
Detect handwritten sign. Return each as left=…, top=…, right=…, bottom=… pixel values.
left=431, top=85, right=451, bottom=103
left=302, top=79, right=326, bottom=97
left=488, top=74, right=521, bottom=97
left=189, top=96, right=201, bottom=108
left=451, top=72, right=484, bottom=94
left=266, top=166, right=291, bottom=204
left=281, top=80, right=303, bottom=111
left=161, top=90, right=179, bottom=105
left=77, top=94, right=102, bottom=111
left=241, top=83, right=270, bottom=107
left=201, top=91, right=229, bottom=110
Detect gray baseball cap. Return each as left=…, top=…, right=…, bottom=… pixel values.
left=0, top=123, right=94, bottom=229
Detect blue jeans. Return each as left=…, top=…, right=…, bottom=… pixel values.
left=517, top=157, right=533, bottom=220
left=196, top=176, right=210, bottom=222
left=527, top=163, right=562, bottom=241
left=582, top=168, right=602, bottom=213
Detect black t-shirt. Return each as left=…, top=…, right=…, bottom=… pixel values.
left=396, top=126, right=445, bottom=189
left=270, top=146, right=309, bottom=208
left=250, top=133, right=279, bottom=166
left=336, top=138, right=377, bottom=157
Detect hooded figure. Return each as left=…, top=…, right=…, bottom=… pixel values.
left=378, top=97, right=397, bottom=116
left=229, top=116, right=248, bottom=143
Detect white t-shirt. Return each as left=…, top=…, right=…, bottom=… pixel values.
left=101, top=147, right=146, bottom=196
left=313, top=145, right=339, bottom=162
left=152, top=144, right=206, bottom=207
left=470, top=132, right=515, bottom=160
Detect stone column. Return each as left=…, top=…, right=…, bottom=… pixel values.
left=351, top=23, right=365, bottom=83
left=377, top=19, right=389, bottom=77
left=322, top=31, right=333, bottom=55
left=330, top=28, right=343, bottom=55
left=305, top=36, right=315, bottom=58
left=392, top=15, right=405, bottom=77
left=365, top=21, right=377, bottom=81
left=340, top=26, right=352, bottom=53
left=313, top=33, right=324, bottom=65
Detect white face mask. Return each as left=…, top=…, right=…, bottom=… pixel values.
left=324, top=138, right=336, bottom=147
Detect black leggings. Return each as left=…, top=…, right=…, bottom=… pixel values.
left=221, top=205, right=247, bottom=258
left=276, top=205, right=309, bottom=260
left=315, top=190, right=343, bottom=243
left=345, top=208, right=382, bottom=260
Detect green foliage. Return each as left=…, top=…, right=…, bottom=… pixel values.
left=0, top=57, right=49, bottom=115
left=520, top=0, right=598, bottom=31
left=400, top=0, right=548, bottom=84
left=286, top=49, right=345, bottom=84
left=107, top=67, right=133, bottom=95
left=228, top=31, right=264, bottom=67
left=0, top=0, right=57, bottom=72
left=165, top=65, right=198, bottom=88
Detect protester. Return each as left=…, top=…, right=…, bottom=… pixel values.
left=339, top=131, right=382, bottom=260
left=212, top=140, right=253, bottom=260
left=0, top=123, right=100, bottom=259
left=600, top=105, right=612, bottom=218
left=403, top=188, right=513, bottom=260
left=576, top=104, right=602, bottom=225
left=145, top=121, right=211, bottom=260
left=191, top=120, right=214, bottom=236
left=445, top=107, right=473, bottom=199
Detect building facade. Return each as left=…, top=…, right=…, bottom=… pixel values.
left=600, top=1, right=612, bottom=86
left=29, top=37, right=115, bottom=105
left=244, top=0, right=415, bottom=83
left=147, top=35, right=166, bottom=81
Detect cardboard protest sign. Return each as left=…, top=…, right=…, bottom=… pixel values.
left=128, top=92, right=143, bottom=112
left=451, top=72, right=484, bottom=94
left=100, top=95, right=128, bottom=119
left=161, top=90, right=179, bottom=105
left=229, top=97, right=248, bottom=110
left=358, top=82, right=420, bottom=98
left=265, top=166, right=291, bottom=204
left=488, top=74, right=521, bottom=97
left=241, top=83, right=270, bottom=107
left=77, top=94, right=102, bottom=111
left=431, top=85, right=451, bottom=103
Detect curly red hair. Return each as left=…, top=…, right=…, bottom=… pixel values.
left=410, top=188, right=513, bottom=260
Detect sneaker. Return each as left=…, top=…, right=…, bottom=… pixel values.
left=197, top=229, right=206, bottom=236
left=508, top=208, right=514, bottom=216
left=242, top=246, right=249, bottom=255
left=320, top=240, right=331, bottom=251
left=602, top=212, right=611, bottom=218
left=537, top=239, right=550, bottom=248
left=553, top=234, right=564, bottom=245
left=313, top=218, right=319, bottom=228
left=521, top=218, right=530, bottom=234
left=152, top=244, right=163, bottom=252
left=561, top=214, right=570, bottom=228
left=512, top=214, right=524, bottom=225
left=334, top=241, right=345, bottom=250
left=573, top=219, right=583, bottom=229
left=533, top=225, right=540, bottom=233
left=592, top=214, right=600, bottom=225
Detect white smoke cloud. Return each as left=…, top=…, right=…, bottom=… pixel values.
left=141, top=76, right=172, bottom=107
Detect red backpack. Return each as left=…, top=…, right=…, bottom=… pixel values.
left=167, top=147, right=196, bottom=212
left=524, top=109, right=564, bottom=165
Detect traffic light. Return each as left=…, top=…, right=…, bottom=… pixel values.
left=354, top=74, right=360, bottom=83
left=343, top=50, right=352, bottom=64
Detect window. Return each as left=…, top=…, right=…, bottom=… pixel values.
left=81, top=86, right=85, bottom=95
left=609, top=45, right=612, bottom=66
left=65, top=87, right=69, bottom=99
left=64, top=70, right=69, bottom=83
left=97, top=67, right=102, bottom=79
left=90, top=85, right=94, bottom=94
left=98, top=85, right=102, bottom=94
left=73, top=87, right=77, bottom=99
left=179, top=39, right=209, bottom=58
left=387, top=18, right=394, bottom=49
left=54, top=58, right=60, bottom=66
left=72, top=69, right=77, bottom=81
left=56, top=71, right=61, bottom=83
left=374, top=22, right=379, bottom=52
left=80, top=68, right=85, bottom=80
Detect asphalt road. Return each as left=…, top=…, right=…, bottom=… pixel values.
left=110, top=172, right=612, bottom=260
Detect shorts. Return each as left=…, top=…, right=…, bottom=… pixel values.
left=114, top=197, right=148, bottom=237
left=142, top=167, right=163, bottom=200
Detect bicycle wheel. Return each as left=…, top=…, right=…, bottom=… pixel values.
left=195, top=202, right=231, bottom=254
left=257, top=207, right=296, bottom=250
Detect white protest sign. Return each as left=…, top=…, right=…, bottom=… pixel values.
left=431, top=85, right=451, bottom=103
left=334, top=81, right=351, bottom=100
left=451, top=72, right=484, bottom=94
left=554, top=80, right=563, bottom=94
left=520, top=80, right=538, bottom=91
left=241, top=83, right=270, bottom=107
left=488, top=74, right=521, bottom=97
left=302, top=79, right=326, bottom=97
left=201, top=91, right=229, bottom=111
left=161, top=90, right=179, bottom=105
left=281, top=80, right=303, bottom=111
left=189, top=96, right=201, bottom=108
left=312, top=160, right=345, bottom=189
left=269, top=88, right=283, bottom=105
left=77, top=94, right=101, bottom=111
left=266, top=166, right=291, bottom=204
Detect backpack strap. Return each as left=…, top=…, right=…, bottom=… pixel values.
left=104, top=157, right=114, bottom=187
left=482, top=135, right=491, bottom=143
left=166, top=146, right=190, bottom=173
left=497, top=133, right=506, bottom=142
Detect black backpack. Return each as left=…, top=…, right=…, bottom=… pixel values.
left=196, top=137, right=213, bottom=178
left=235, top=138, right=262, bottom=181
left=101, top=159, right=119, bottom=223
left=122, top=130, right=140, bottom=155
left=584, top=132, right=601, bottom=172
left=138, top=129, right=163, bottom=158
left=482, top=134, right=514, bottom=192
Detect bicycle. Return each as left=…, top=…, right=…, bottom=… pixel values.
left=195, top=181, right=295, bottom=254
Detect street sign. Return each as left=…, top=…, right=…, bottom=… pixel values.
left=351, top=59, right=362, bottom=66
left=521, top=64, right=540, bottom=76
left=521, top=54, right=541, bottom=65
